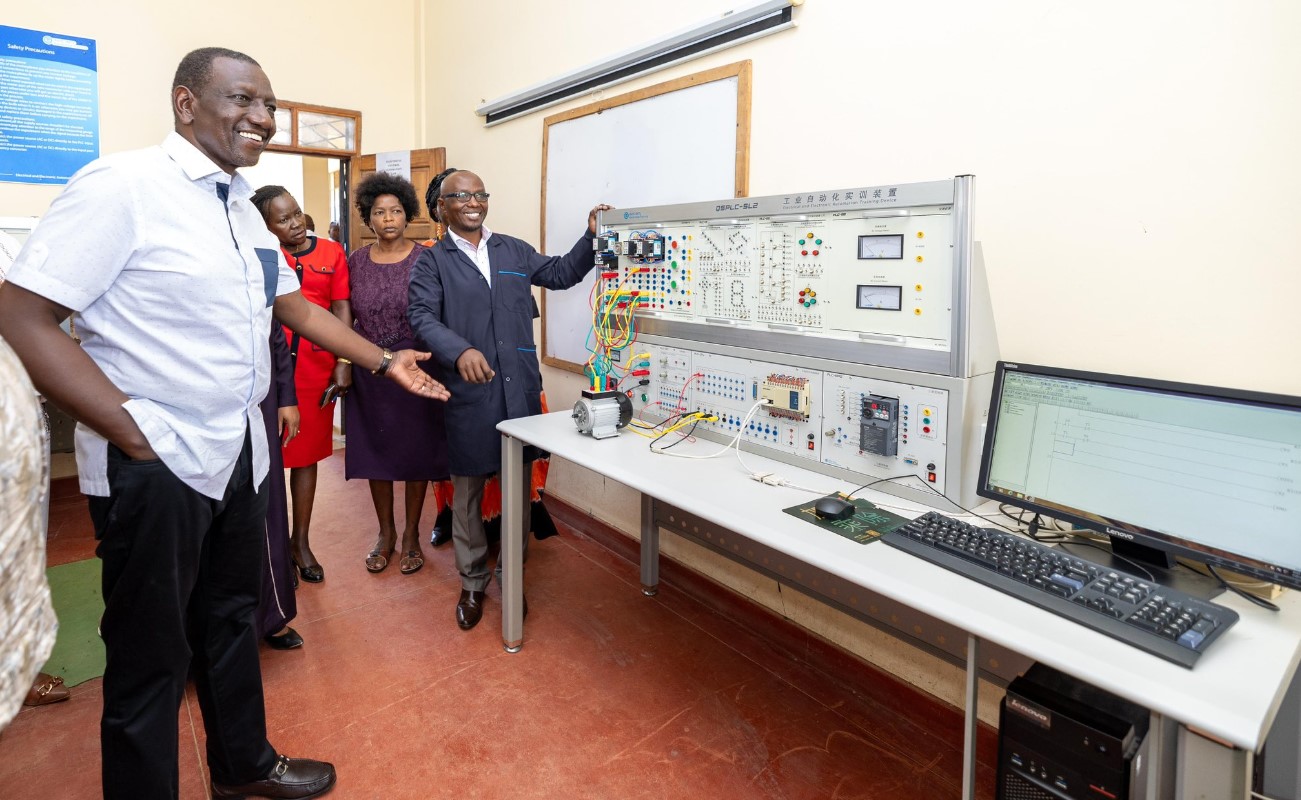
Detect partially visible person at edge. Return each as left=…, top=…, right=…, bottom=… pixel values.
left=252, top=185, right=351, bottom=584
left=0, top=46, right=448, bottom=800
left=407, top=168, right=610, bottom=631
left=303, top=213, right=317, bottom=237
left=344, top=172, right=450, bottom=577
left=418, top=168, right=559, bottom=553
left=0, top=229, right=62, bottom=730
left=256, top=321, right=303, bottom=650
left=327, top=220, right=341, bottom=243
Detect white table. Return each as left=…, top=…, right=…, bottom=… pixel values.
left=499, top=411, right=1301, bottom=799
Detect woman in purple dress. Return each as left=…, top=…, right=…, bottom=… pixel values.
left=344, top=173, right=449, bottom=575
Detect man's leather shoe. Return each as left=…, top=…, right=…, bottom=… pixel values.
left=456, top=589, right=485, bottom=630
left=211, top=754, right=336, bottom=799
left=23, top=673, right=69, bottom=706
left=429, top=507, right=453, bottom=547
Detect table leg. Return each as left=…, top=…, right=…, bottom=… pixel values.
left=501, top=433, right=525, bottom=653
left=962, top=634, right=980, bottom=800
left=640, top=494, right=659, bottom=596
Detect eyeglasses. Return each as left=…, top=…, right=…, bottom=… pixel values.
left=441, top=191, right=490, bottom=203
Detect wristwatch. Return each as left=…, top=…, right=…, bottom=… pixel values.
left=372, top=349, right=394, bottom=376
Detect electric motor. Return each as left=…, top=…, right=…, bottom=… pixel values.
left=572, top=390, right=633, bottom=439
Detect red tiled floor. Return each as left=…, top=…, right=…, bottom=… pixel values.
left=0, top=456, right=996, bottom=798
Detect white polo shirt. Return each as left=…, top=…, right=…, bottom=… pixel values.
left=449, top=225, right=494, bottom=286
left=5, top=133, right=298, bottom=500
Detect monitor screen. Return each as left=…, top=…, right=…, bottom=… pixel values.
left=977, top=361, right=1301, bottom=590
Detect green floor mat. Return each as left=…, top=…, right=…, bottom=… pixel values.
left=42, top=557, right=105, bottom=687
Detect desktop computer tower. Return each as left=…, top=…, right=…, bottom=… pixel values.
left=997, top=664, right=1149, bottom=800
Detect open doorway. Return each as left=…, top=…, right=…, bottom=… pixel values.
left=242, top=153, right=346, bottom=250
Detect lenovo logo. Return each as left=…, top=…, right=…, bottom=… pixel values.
left=1007, top=697, right=1051, bottom=729
left=1106, top=527, right=1134, bottom=540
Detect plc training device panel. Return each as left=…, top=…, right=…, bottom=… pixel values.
left=596, top=180, right=968, bottom=362
left=625, top=340, right=971, bottom=502
left=592, top=177, right=996, bottom=509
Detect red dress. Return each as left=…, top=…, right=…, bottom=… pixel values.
left=280, top=236, right=350, bottom=468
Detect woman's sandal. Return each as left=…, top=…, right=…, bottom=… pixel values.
left=293, top=557, right=324, bottom=583
left=399, top=550, right=424, bottom=575
left=366, top=545, right=393, bottom=574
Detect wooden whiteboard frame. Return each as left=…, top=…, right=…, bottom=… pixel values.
left=540, top=60, right=752, bottom=373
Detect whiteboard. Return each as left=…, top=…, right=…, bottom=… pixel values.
left=541, top=62, right=750, bottom=372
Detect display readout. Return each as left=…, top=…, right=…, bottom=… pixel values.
left=857, top=234, right=905, bottom=259
left=856, top=285, right=902, bottom=310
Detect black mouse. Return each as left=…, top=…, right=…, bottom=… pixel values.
left=813, top=496, right=856, bottom=521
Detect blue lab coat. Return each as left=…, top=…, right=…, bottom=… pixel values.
left=408, top=229, right=596, bottom=476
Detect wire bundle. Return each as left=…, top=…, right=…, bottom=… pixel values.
left=584, top=257, right=650, bottom=392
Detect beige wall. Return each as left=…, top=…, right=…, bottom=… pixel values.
left=0, top=0, right=421, bottom=217
left=423, top=0, right=1301, bottom=397
left=419, top=0, right=1301, bottom=721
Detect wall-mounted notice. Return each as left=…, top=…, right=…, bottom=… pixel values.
left=0, top=25, right=99, bottom=185
left=375, top=150, right=410, bottom=182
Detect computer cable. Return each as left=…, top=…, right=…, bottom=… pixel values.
left=1206, top=564, right=1280, bottom=612
left=845, top=474, right=1023, bottom=535
left=1026, top=514, right=1072, bottom=544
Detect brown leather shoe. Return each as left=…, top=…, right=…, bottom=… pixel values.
left=211, top=754, right=336, bottom=799
left=456, top=589, right=486, bottom=630
left=23, top=673, right=69, bottom=706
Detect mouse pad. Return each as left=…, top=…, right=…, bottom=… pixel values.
left=782, top=497, right=912, bottom=545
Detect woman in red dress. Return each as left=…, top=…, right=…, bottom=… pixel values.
left=252, top=185, right=352, bottom=583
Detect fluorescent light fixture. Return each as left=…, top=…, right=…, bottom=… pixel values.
left=476, top=0, right=800, bottom=127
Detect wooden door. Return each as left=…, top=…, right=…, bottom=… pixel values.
left=348, top=147, right=447, bottom=250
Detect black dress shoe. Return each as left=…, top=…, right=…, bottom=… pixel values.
left=293, top=559, right=324, bottom=583
left=429, top=507, right=453, bottom=547
left=264, top=628, right=304, bottom=650
left=211, top=754, right=336, bottom=799
left=456, top=589, right=486, bottom=630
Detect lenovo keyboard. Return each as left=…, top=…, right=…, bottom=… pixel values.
left=881, top=512, right=1239, bottom=668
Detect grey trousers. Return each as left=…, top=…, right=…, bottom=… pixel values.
left=451, top=472, right=531, bottom=592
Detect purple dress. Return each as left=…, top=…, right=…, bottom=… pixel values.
left=343, top=243, right=449, bottom=482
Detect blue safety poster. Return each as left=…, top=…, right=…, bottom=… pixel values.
left=0, top=25, right=98, bottom=185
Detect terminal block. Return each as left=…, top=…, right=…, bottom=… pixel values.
left=859, top=394, right=899, bottom=457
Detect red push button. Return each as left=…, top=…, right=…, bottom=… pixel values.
left=927, top=472, right=937, bottom=483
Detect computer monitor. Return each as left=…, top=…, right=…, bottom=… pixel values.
left=977, top=360, right=1301, bottom=592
